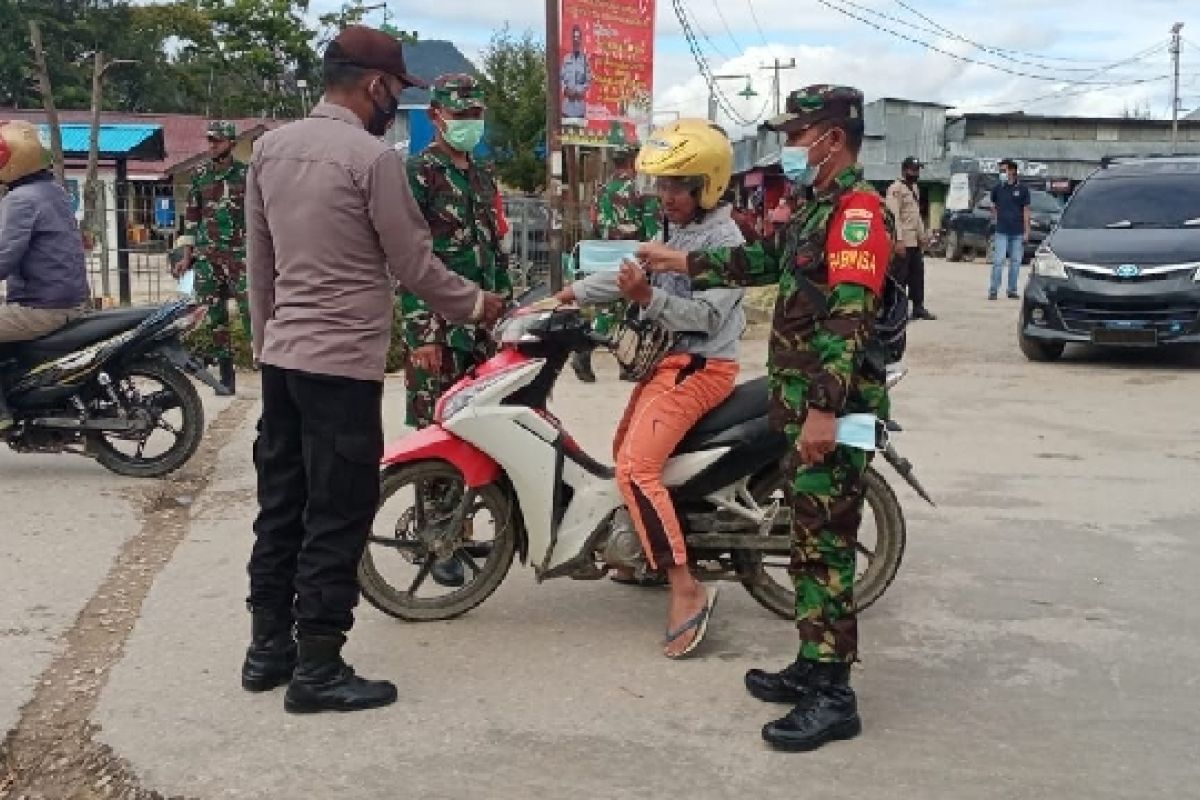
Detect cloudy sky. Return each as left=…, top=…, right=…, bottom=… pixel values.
left=332, top=0, right=1199, bottom=133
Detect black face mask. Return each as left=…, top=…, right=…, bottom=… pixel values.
left=903, top=172, right=918, bottom=184
left=366, top=81, right=399, bottom=137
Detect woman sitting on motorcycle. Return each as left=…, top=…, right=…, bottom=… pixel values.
left=554, top=120, right=746, bottom=658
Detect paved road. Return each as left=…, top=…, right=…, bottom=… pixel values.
left=4, top=258, right=1199, bottom=798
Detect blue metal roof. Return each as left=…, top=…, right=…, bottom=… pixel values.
left=38, top=123, right=165, bottom=160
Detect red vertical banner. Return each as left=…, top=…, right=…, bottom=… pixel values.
left=559, top=0, right=655, bottom=147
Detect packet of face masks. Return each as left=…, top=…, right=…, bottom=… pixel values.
left=177, top=269, right=195, bottom=297
left=836, top=413, right=880, bottom=451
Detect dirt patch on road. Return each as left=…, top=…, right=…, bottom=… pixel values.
left=0, top=397, right=253, bottom=800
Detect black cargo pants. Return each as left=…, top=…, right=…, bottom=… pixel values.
left=247, top=364, right=383, bottom=636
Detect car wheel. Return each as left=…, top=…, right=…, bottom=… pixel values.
left=946, top=230, right=963, bottom=262
left=1019, top=330, right=1065, bottom=362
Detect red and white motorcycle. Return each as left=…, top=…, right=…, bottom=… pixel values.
left=359, top=303, right=931, bottom=622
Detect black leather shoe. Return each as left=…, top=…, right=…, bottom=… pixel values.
left=284, top=635, right=397, bottom=714
left=745, top=659, right=819, bottom=704
left=570, top=351, right=597, bottom=383
left=912, top=307, right=938, bottom=320
left=762, top=683, right=862, bottom=752
left=430, top=556, right=466, bottom=588
left=241, top=609, right=296, bottom=692
left=218, top=358, right=236, bottom=396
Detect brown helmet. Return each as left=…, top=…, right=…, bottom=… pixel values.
left=0, top=121, right=52, bottom=184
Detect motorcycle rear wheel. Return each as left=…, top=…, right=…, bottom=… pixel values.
left=92, top=358, right=205, bottom=479
left=734, top=465, right=907, bottom=620
left=359, top=460, right=516, bottom=622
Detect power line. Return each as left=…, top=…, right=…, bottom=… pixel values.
left=837, top=0, right=1167, bottom=78
left=710, top=0, right=746, bottom=54
left=891, top=0, right=1136, bottom=66
left=746, top=0, right=770, bottom=47
left=962, top=76, right=1173, bottom=112
left=816, top=0, right=1171, bottom=85
left=673, top=0, right=770, bottom=126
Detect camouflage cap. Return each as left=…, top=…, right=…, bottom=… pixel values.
left=430, top=74, right=486, bottom=112
left=206, top=120, right=237, bottom=141
left=764, top=85, right=863, bottom=135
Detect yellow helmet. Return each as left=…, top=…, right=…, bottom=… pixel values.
left=0, top=121, right=52, bottom=184
left=635, top=118, right=733, bottom=211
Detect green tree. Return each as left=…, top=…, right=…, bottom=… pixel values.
left=478, top=27, right=547, bottom=193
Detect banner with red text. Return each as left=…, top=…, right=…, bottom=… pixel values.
left=559, top=0, right=655, bottom=147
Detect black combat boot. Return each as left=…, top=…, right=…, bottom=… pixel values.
left=570, top=350, right=596, bottom=383
left=761, top=662, right=861, bottom=752
left=430, top=556, right=466, bottom=588
left=283, top=634, right=398, bottom=714
left=218, top=358, right=236, bottom=396
left=241, top=608, right=296, bottom=692
left=744, top=658, right=820, bottom=704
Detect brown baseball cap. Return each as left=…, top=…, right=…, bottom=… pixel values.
left=325, top=25, right=426, bottom=88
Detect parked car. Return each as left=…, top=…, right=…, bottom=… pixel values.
left=942, top=187, right=1063, bottom=263
left=1019, top=155, right=1200, bottom=362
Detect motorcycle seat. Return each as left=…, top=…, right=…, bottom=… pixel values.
left=16, top=306, right=159, bottom=361
left=674, top=376, right=769, bottom=453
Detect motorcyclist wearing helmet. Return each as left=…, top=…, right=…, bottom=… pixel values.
left=0, top=121, right=90, bottom=430
left=554, top=120, right=745, bottom=659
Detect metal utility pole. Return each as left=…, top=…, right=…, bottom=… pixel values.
left=545, top=0, right=564, bottom=291
left=1170, top=22, right=1184, bottom=153
left=707, top=74, right=756, bottom=122
left=760, top=57, right=797, bottom=116
left=28, top=22, right=65, bottom=184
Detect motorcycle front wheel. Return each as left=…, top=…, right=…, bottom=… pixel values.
left=734, top=465, right=907, bottom=619
left=359, top=460, right=516, bottom=622
left=92, top=358, right=205, bottom=479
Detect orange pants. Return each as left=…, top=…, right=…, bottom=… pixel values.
left=613, top=354, right=739, bottom=570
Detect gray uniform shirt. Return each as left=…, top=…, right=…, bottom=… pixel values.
left=246, top=102, right=482, bottom=382
left=561, top=52, right=590, bottom=119
left=572, top=204, right=745, bottom=361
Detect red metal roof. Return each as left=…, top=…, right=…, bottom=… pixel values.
left=0, top=108, right=289, bottom=179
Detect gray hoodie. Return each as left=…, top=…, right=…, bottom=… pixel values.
left=571, top=204, right=745, bottom=361
left=0, top=172, right=89, bottom=309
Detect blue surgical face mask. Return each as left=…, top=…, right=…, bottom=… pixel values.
left=781, top=130, right=833, bottom=187
left=835, top=413, right=880, bottom=451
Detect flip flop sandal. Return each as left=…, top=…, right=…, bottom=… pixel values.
left=663, top=586, right=719, bottom=660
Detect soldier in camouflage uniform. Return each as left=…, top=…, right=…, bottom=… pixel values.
left=639, top=86, right=895, bottom=752
left=571, top=147, right=661, bottom=382
left=400, top=75, right=512, bottom=586
left=175, top=121, right=248, bottom=395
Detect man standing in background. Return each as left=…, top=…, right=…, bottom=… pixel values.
left=886, top=156, right=935, bottom=320
left=572, top=146, right=660, bottom=382
left=561, top=24, right=590, bottom=121
left=175, top=121, right=249, bottom=395
left=989, top=158, right=1031, bottom=300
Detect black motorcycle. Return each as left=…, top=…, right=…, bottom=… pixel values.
left=0, top=298, right=223, bottom=478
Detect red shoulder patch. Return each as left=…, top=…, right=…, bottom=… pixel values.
left=826, top=191, right=891, bottom=296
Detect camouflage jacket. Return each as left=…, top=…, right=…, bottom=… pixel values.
left=687, top=165, right=895, bottom=435
left=180, top=159, right=247, bottom=269
left=593, top=175, right=660, bottom=241
left=401, top=146, right=512, bottom=353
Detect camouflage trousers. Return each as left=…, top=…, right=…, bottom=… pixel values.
left=403, top=346, right=486, bottom=429
left=786, top=442, right=870, bottom=665
left=194, top=257, right=250, bottom=361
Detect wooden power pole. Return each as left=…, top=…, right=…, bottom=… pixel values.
left=28, top=21, right=65, bottom=184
